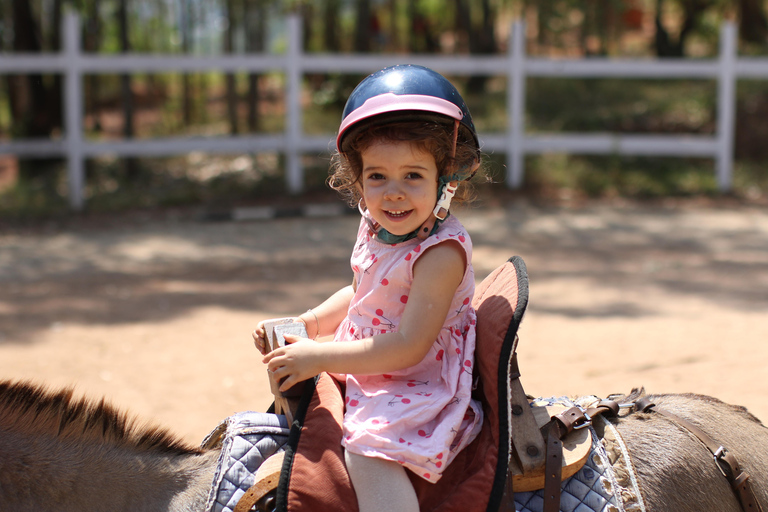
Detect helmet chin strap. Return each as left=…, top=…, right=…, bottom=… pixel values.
left=360, top=120, right=479, bottom=244
left=416, top=119, right=478, bottom=240
left=416, top=177, right=458, bottom=240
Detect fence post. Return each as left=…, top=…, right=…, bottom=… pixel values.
left=716, top=20, right=737, bottom=192
left=285, top=14, right=303, bottom=194
left=507, top=20, right=526, bottom=189
left=64, top=11, right=85, bottom=210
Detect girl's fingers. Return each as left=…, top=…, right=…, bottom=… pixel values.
left=279, top=378, right=293, bottom=393
left=252, top=331, right=267, bottom=355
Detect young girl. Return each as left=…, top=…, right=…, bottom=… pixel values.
left=253, top=64, right=484, bottom=512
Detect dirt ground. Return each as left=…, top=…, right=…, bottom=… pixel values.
left=1, top=197, right=767, bottom=446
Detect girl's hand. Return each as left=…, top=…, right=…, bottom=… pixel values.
left=252, top=321, right=269, bottom=355
left=263, top=334, right=323, bottom=392
left=252, top=317, right=305, bottom=355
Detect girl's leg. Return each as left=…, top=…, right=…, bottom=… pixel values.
left=344, top=450, right=419, bottom=512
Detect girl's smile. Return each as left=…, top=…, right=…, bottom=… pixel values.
left=359, top=141, right=439, bottom=237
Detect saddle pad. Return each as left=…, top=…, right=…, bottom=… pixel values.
left=202, top=411, right=290, bottom=512
left=514, top=397, right=629, bottom=512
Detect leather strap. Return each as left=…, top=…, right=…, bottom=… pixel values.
left=542, top=400, right=620, bottom=512
left=636, top=398, right=764, bottom=512
left=233, top=482, right=276, bottom=512
left=542, top=422, right=564, bottom=512
left=499, top=471, right=517, bottom=511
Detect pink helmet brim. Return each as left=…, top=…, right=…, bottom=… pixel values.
left=336, top=93, right=465, bottom=151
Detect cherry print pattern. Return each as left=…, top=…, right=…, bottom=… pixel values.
left=388, top=394, right=412, bottom=407
left=339, top=216, right=481, bottom=484
left=455, top=297, right=470, bottom=315
left=426, top=452, right=445, bottom=469
left=371, top=309, right=396, bottom=329
left=345, top=392, right=365, bottom=408
left=461, top=359, right=473, bottom=376
left=363, top=253, right=378, bottom=274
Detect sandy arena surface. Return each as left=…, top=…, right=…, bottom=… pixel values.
left=1, top=198, right=767, bottom=445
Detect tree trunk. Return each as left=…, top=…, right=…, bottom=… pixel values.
left=387, top=0, right=398, bottom=51
left=324, top=0, right=341, bottom=52
left=739, top=0, right=768, bottom=43
left=48, top=0, right=63, bottom=131
left=654, top=0, right=712, bottom=57
left=467, top=0, right=496, bottom=93
left=10, top=0, right=54, bottom=181
left=117, top=0, right=138, bottom=179
left=118, top=0, right=134, bottom=140
left=225, top=0, right=238, bottom=135
left=408, top=2, right=438, bottom=53
left=353, top=0, right=371, bottom=52
left=84, top=0, right=103, bottom=134
left=180, top=0, right=193, bottom=126
left=246, top=0, right=267, bottom=132
left=454, top=0, right=471, bottom=53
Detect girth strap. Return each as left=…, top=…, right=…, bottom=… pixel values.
left=636, top=397, right=764, bottom=512
left=542, top=400, right=620, bottom=512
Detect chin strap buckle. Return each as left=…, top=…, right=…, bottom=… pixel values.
left=417, top=180, right=459, bottom=241
left=433, top=181, right=458, bottom=221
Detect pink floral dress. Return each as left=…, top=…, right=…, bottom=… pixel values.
left=336, top=214, right=483, bottom=483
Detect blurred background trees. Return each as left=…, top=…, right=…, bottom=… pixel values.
left=1, top=0, right=767, bottom=215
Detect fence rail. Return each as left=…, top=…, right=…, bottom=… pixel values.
left=1, top=13, right=767, bottom=210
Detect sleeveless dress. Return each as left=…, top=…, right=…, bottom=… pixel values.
left=335, top=214, right=484, bottom=483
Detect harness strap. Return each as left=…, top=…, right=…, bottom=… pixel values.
left=635, top=398, right=764, bottom=512
left=233, top=483, right=274, bottom=512
left=542, top=400, right=620, bottom=512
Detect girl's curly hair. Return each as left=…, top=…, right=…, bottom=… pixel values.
left=328, top=116, right=483, bottom=207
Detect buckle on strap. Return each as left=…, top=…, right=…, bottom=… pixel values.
left=573, top=412, right=593, bottom=430
left=554, top=406, right=592, bottom=434
left=433, top=181, right=458, bottom=221
left=714, top=446, right=731, bottom=478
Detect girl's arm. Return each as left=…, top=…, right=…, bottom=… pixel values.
left=253, top=281, right=355, bottom=354
left=264, top=241, right=465, bottom=392
left=296, top=282, right=355, bottom=339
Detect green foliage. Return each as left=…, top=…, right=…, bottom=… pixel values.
left=526, top=78, right=716, bottom=133
left=3, top=0, right=768, bottom=218
left=525, top=154, right=721, bottom=198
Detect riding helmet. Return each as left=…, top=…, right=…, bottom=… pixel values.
left=336, top=64, right=479, bottom=155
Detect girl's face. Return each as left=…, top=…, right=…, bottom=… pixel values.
left=358, top=140, right=439, bottom=237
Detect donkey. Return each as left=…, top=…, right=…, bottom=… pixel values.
left=0, top=381, right=218, bottom=512
left=1, top=379, right=766, bottom=512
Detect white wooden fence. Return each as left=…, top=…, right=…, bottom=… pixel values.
left=1, top=12, right=767, bottom=210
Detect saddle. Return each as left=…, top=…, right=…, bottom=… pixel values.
left=239, top=256, right=596, bottom=512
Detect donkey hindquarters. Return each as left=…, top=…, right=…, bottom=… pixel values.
left=606, top=393, right=768, bottom=512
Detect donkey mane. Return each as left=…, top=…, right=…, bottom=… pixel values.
left=0, top=380, right=201, bottom=456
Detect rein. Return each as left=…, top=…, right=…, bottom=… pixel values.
left=635, top=397, right=764, bottom=512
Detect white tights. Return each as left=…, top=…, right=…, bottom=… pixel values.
left=344, top=450, right=420, bottom=512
